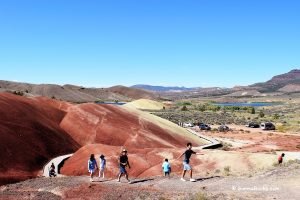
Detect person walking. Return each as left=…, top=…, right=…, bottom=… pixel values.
left=88, top=154, right=98, bottom=182
left=178, top=142, right=204, bottom=182
left=117, top=149, right=131, bottom=183
left=278, top=153, right=285, bottom=165
left=162, top=158, right=171, bottom=178
left=98, top=154, right=106, bottom=179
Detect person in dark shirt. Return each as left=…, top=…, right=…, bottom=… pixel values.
left=49, top=163, right=56, bottom=177
left=117, top=149, right=131, bottom=183
left=178, top=142, right=204, bottom=182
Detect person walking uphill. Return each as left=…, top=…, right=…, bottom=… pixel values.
left=117, top=149, right=131, bottom=183
left=178, top=142, right=204, bottom=182
left=88, top=154, right=98, bottom=182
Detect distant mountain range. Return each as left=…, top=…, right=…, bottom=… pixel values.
left=131, top=84, right=198, bottom=92
left=0, top=69, right=299, bottom=102
left=132, top=69, right=300, bottom=95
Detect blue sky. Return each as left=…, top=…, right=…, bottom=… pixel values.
left=0, top=0, right=299, bottom=87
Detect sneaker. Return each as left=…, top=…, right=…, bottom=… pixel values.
left=90, top=178, right=93, bottom=182
left=180, top=178, right=186, bottom=182
left=190, top=178, right=196, bottom=182
left=128, top=180, right=131, bottom=184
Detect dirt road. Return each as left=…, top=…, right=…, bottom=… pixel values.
left=1, top=163, right=299, bottom=200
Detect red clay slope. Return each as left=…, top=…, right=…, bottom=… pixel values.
left=0, top=93, right=80, bottom=185
left=60, top=103, right=197, bottom=148
left=61, top=144, right=185, bottom=178
left=60, top=103, right=207, bottom=177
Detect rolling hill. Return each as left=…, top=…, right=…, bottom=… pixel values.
left=0, top=81, right=157, bottom=102
left=251, top=69, right=300, bottom=93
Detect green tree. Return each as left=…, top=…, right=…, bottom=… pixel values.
left=273, top=113, right=280, bottom=120
left=259, top=110, right=265, bottom=118
left=250, top=107, right=255, bottom=114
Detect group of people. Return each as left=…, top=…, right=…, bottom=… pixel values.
left=50, top=142, right=286, bottom=182
left=88, top=154, right=107, bottom=182
left=88, top=149, right=131, bottom=183
left=87, top=142, right=204, bottom=183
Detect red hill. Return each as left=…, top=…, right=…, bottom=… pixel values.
left=0, top=93, right=79, bottom=185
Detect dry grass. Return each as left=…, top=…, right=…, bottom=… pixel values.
left=223, top=166, right=231, bottom=176
left=189, top=192, right=209, bottom=200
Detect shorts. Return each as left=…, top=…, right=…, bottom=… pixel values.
left=183, top=161, right=192, bottom=171
left=164, top=171, right=170, bottom=176
left=100, top=167, right=105, bottom=171
left=120, top=166, right=127, bottom=174
left=89, top=169, right=96, bottom=173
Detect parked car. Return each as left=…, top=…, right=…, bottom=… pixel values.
left=199, top=123, right=211, bottom=130
left=261, top=122, right=275, bottom=130
left=246, top=122, right=260, bottom=128
left=183, top=122, right=194, bottom=128
left=218, top=125, right=230, bottom=132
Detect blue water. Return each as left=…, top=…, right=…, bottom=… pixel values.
left=96, top=102, right=126, bottom=105
left=214, top=102, right=279, bottom=107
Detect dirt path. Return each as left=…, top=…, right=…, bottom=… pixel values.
left=42, top=154, right=73, bottom=177
left=1, top=164, right=299, bottom=200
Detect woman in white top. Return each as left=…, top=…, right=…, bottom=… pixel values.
left=98, top=154, right=106, bottom=178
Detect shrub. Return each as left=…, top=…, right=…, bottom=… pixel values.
left=272, top=162, right=279, bottom=167
left=276, top=125, right=286, bottom=133
left=223, top=166, right=231, bottom=176
left=259, top=111, right=265, bottom=118
left=181, top=105, right=188, bottom=111
left=273, top=113, right=280, bottom=120
left=190, top=192, right=209, bottom=200
left=13, top=91, right=24, bottom=96
left=250, top=107, right=255, bottom=114
left=221, top=142, right=232, bottom=151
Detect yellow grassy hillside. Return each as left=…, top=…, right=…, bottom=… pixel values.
left=124, top=99, right=164, bottom=110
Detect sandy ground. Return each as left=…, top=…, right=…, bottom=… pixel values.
left=1, top=163, right=300, bottom=200
left=193, top=125, right=300, bottom=153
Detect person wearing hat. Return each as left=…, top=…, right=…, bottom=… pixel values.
left=98, top=154, right=106, bottom=179
left=117, top=149, right=131, bottom=183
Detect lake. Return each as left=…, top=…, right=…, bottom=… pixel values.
left=213, top=102, right=280, bottom=107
